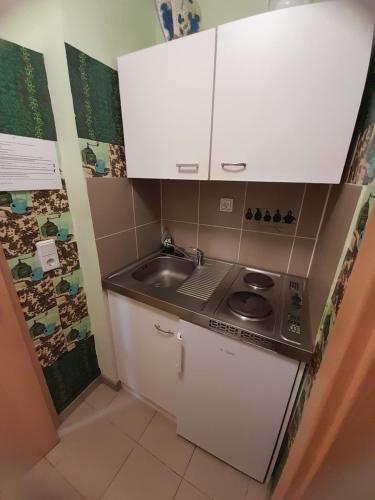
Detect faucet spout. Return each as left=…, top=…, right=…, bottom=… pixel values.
left=189, top=247, right=204, bottom=267
left=161, top=235, right=204, bottom=266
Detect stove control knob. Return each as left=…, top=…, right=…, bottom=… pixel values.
left=291, top=293, right=302, bottom=308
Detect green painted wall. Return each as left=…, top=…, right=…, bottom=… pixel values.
left=0, top=0, right=159, bottom=391
left=153, top=0, right=269, bottom=43
left=0, top=0, right=296, bottom=405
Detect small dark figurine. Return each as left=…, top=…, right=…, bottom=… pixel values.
left=284, top=210, right=296, bottom=224
left=263, top=210, right=271, bottom=222
left=245, top=208, right=253, bottom=220
left=254, top=208, right=262, bottom=221
left=273, top=209, right=282, bottom=223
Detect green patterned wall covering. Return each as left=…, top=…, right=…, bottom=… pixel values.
left=0, top=39, right=100, bottom=413
left=65, top=43, right=124, bottom=145
left=0, top=39, right=57, bottom=141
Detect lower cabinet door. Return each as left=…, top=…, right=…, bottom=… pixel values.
left=107, top=292, right=181, bottom=415
left=176, top=321, right=300, bottom=482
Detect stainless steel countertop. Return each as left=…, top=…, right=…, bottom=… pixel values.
left=102, top=252, right=313, bottom=363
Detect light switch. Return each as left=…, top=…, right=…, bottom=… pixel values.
left=220, top=198, right=233, bottom=212
left=36, top=239, right=60, bottom=272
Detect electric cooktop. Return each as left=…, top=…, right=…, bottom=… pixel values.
left=209, top=266, right=310, bottom=358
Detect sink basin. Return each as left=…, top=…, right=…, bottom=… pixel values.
left=132, top=256, right=195, bottom=288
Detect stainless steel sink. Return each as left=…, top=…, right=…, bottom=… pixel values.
left=132, top=255, right=196, bottom=288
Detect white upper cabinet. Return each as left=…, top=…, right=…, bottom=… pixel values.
left=210, top=2, right=373, bottom=183
left=118, top=29, right=216, bottom=179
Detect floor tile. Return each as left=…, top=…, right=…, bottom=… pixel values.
left=139, top=412, right=195, bottom=475
left=105, top=390, right=155, bottom=441
left=185, top=448, right=249, bottom=500
left=46, top=439, right=65, bottom=466
left=55, top=402, right=135, bottom=500
left=84, top=383, right=118, bottom=410
left=175, top=480, right=210, bottom=500
left=2, top=459, right=84, bottom=500
left=245, top=478, right=269, bottom=500
left=61, top=400, right=95, bottom=430
left=102, top=446, right=180, bottom=500
left=59, top=401, right=101, bottom=439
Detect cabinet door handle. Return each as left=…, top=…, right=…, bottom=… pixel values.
left=221, top=162, right=247, bottom=172
left=154, top=323, right=175, bottom=336
left=177, top=163, right=199, bottom=173
left=176, top=332, right=183, bottom=375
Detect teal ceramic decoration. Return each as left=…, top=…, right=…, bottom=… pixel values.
left=31, top=267, right=44, bottom=282
left=156, top=0, right=201, bottom=41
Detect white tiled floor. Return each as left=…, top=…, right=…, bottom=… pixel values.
left=3, top=385, right=269, bottom=500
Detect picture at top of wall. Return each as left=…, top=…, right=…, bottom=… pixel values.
left=0, top=39, right=57, bottom=141
left=79, top=138, right=126, bottom=178
left=65, top=43, right=124, bottom=146
left=156, top=0, right=201, bottom=40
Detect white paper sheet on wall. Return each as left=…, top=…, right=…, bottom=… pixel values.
left=0, top=133, right=62, bottom=191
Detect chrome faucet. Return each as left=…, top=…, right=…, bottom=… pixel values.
left=161, top=232, right=204, bottom=266
left=189, top=247, right=204, bottom=266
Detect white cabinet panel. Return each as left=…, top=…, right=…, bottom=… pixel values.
left=177, top=321, right=299, bottom=482
left=210, top=2, right=373, bottom=183
left=118, top=30, right=215, bottom=179
left=108, top=292, right=180, bottom=415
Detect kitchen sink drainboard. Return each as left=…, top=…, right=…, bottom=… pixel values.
left=177, top=264, right=229, bottom=302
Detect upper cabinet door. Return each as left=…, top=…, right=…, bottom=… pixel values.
left=210, top=3, right=373, bottom=183
left=118, top=30, right=215, bottom=179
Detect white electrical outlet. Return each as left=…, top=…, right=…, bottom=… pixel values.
left=36, top=239, right=60, bottom=272
left=220, top=198, right=233, bottom=212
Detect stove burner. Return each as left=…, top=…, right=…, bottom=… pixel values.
left=227, top=291, right=273, bottom=321
left=244, top=272, right=274, bottom=290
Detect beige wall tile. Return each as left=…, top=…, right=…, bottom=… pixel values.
left=199, top=181, right=246, bottom=228
left=162, top=221, right=198, bottom=249
left=137, top=221, right=161, bottom=258
left=133, top=179, right=161, bottom=226
left=87, top=178, right=135, bottom=239
left=198, top=225, right=240, bottom=262
left=96, top=229, right=137, bottom=276
left=288, top=238, right=315, bottom=277
left=297, top=184, right=329, bottom=238
left=162, top=180, right=199, bottom=222
left=239, top=231, right=293, bottom=272
left=308, top=183, right=361, bottom=336
left=243, top=182, right=304, bottom=235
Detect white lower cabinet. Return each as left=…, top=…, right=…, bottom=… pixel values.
left=107, top=293, right=302, bottom=482
left=107, top=292, right=181, bottom=415
left=176, top=321, right=301, bottom=482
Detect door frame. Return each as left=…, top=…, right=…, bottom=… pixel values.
left=0, top=245, right=58, bottom=427
left=272, top=209, right=375, bottom=499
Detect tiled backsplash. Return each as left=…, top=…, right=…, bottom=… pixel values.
left=162, top=180, right=329, bottom=276
left=88, top=177, right=329, bottom=278
left=87, top=178, right=161, bottom=276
